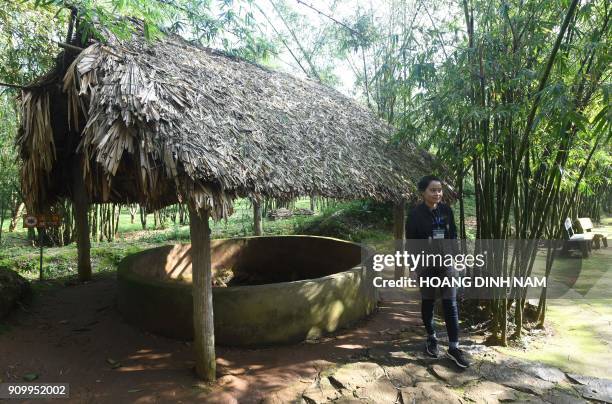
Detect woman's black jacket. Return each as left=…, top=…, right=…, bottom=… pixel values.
left=405, top=202, right=457, bottom=240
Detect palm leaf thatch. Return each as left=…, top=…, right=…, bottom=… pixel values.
left=18, top=23, right=443, bottom=219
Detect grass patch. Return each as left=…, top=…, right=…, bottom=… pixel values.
left=0, top=198, right=329, bottom=283
left=0, top=196, right=481, bottom=283
left=498, top=218, right=612, bottom=377
left=295, top=199, right=393, bottom=242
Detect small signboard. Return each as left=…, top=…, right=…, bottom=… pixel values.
left=24, top=215, right=38, bottom=228
left=22, top=214, right=62, bottom=281
left=23, top=214, right=62, bottom=228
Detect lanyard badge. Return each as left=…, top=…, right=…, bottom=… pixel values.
left=432, top=211, right=445, bottom=239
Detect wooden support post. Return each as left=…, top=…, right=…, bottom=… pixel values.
left=253, top=200, right=263, bottom=236
left=189, top=206, right=216, bottom=381
left=73, top=157, right=91, bottom=282
left=393, top=199, right=406, bottom=280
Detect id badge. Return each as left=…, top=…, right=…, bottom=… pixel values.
left=432, top=228, right=445, bottom=239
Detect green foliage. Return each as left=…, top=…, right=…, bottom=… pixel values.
left=0, top=1, right=63, bottom=85
left=403, top=0, right=611, bottom=343
left=21, top=0, right=275, bottom=62
left=0, top=95, right=19, bottom=224
left=0, top=1, right=67, bottom=243
left=294, top=200, right=393, bottom=242
left=257, top=0, right=605, bottom=343
left=334, top=11, right=379, bottom=53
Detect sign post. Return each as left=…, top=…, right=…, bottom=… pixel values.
left=23, top=214, right=62, bottom=281
left=39, top=230, right=43, bottom=281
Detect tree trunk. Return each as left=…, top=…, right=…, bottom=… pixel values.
left=189, top=206, right=216, bottom=381
left=99, top=204, right=105, bottom=242
left=170, top=204, right=177, bottom=224
left=253, top=201, right=263, bottom=236
left=179, top=204, right=186, bottom=225
left=73, top=158, right=92, bottom=282
left=110, top=204, right=116, bottom=239
left=129, top=204, right=136, bottom=224
left=393, top=199, right=406, bottom=280
left=114, top=204, right=121, bottom=239
left=8, top=201, right=24, bottom=232
left=159, top=208, right=167, bottom=228
left=140, top=206, right=147, bottom=229
left=106, top=204, right=111, bottom=241
left=103, top=204, right=110, bottom=242
left=63, top=200, right=74, bottom=245
left=90, top=205, right=97, bottom=239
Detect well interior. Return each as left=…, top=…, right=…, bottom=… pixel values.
left=117, top=236, right=377, bottom=346
left=132, top=236, right=363, bottom=285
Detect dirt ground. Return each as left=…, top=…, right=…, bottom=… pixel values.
left=3, top=252, right=609, bottom=404
left=0, top=272, right=426, bottom=403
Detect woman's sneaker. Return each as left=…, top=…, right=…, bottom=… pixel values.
left=446, top=348, right=471, bottom=368
left=425, top=336, right=439, bottom=358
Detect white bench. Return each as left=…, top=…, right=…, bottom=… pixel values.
left=576, top=217, right=608, bottom=249
left=563, top=218, right=593, bottom=258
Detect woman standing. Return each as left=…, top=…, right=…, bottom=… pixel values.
left=405, top=175, right=471, bottom=368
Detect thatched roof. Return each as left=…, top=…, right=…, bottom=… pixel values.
left=18, top=24, right=444, bottom=219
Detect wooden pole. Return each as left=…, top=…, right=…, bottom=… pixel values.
left=72, top=157, right=91, bottom=282
left=39, top=229, right=44, bottom=281
left=253, top=200, right=263, bottom=236
left=393, top=199, right=406, bottom=280
left=56, top=41, right=84, bottom=53
left=189, top=206, right=216, bottom=381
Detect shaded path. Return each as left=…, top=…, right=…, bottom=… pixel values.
left=1, top=270, right=609, bottom=403
left=0, top=272, right=422, bottom=403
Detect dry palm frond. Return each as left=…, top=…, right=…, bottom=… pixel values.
left=18, top=21, right=446, bottom=219
left=17, top=91, right=55, bottom=210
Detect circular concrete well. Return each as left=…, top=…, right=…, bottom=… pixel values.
left=117, top=236, right=377, bottom=346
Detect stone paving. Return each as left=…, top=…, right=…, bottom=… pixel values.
left=267, top=329, right=611, bottom=403
left=257, top=269, right=612, bottom=404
